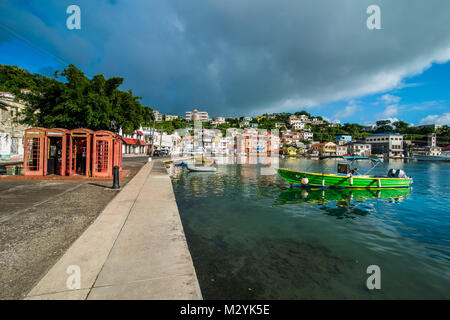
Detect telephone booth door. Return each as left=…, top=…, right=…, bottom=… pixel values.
left=70, top=129, right=93, bottom=176
left=45, top=129, right=68, bottom=176
left=23, top=128, right=46, bottom=176
left=93, top=131, right=114, bottom=177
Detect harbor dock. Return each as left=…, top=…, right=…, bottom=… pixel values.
left=25, top=160, right=202, bottom=300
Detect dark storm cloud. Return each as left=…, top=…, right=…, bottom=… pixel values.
left=1, top=0, right=450, bottom=116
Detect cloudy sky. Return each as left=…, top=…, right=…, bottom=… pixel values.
left=1, top=0, right=449, bottom=125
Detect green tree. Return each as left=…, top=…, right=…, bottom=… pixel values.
left=0, top=65, right=40, bottom=92
left=376, top=120, right=394, bottom=133
left=393, top=121, right=410, bottom=133
left=12, top=64, right=153, bottom=132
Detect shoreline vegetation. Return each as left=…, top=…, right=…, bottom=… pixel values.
left=1, top=64, right=449, bottom=146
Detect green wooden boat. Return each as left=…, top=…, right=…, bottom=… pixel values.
left=277, top=168, right=413, bottom=188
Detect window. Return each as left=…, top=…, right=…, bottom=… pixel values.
left=26, top=138, right=40, bottom=171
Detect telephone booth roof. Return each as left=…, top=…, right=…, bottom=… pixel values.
left=94, top=130, right=122, bottom=141
left=25, top=127, right=46, bottom=134
left=94, top=130, right=117, bottom=137
left=46, top=128, right=70, bottom=135
left=71, top=128, right=94, bottom=136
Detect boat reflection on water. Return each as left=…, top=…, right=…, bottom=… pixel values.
left=275, top=187, right=412, bottom=206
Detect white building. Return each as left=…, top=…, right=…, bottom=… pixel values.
left=0, top=91, right=28, bottom=161
left=153, top=131, right=178, bottom=153
left=336, top=145, right=348, bottom=156
left=292, top=122, right=305, bottom=130
left=153, top=110, right=163, bottom=122
left=211, top=117, right=226, bottom=126
left=185, top=109, right=209, bottom=122
left=298, top=114, right=309, bottom=122
left=309, top=117, right=325, bottom=125
left=299, top=131, right=314, bottom=141
left=347, top=142, right=372, bottom=157
left=164, top=115, right=179, bottom=121
left=288, top=115, right=302, bottom=126
left=119, top=128, right=148, bottom=155
left=365, top=133, right=404, bottom=158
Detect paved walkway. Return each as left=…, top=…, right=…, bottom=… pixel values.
left=26, top=160, right=202, bottom=300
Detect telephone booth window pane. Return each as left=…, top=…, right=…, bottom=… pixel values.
left=26, top=138, right=40, bottom=171
left=72, top=142, right=76, bottom=171
left=96, top=140, right=109, bottom=173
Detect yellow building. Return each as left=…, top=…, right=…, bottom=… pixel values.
left=286, top=147, right=297, bottom=156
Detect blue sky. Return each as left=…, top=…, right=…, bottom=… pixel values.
left=303, top=62, right=450, bottom=126
left=0, top=0, right=449, bottom=126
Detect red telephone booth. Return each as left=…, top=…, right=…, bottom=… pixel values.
left=69, top=129, right=94, bottom=177
left=45, top=128, right=70, bottom=176
left=23, top=127, right=46, bottom=176
left=93, top=131, right=115, bottom=177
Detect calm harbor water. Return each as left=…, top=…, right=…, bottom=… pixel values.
left=169, top=158, right=450, bottom=299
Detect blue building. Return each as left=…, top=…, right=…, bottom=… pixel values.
left=335, top=135, right=352, bottom=144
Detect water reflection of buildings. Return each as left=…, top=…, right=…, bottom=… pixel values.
left=235, top=128, right=279, bottom=156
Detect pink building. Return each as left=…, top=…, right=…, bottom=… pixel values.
left=235, top=130, right=279, bottom=156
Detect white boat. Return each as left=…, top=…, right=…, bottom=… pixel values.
left=186, top=163, right=217, bottom=172
left=414, top=151, right=450, bottom=161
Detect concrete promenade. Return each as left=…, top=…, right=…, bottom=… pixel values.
left=26, top=160, right=202, bottom=300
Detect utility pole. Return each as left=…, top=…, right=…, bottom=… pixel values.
left=150, top=117, right=156, bottom=157
left=160, top=128, right=163, bottom=156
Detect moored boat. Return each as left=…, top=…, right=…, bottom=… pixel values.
left=186, top=163, right=217, bottom=172
left=278, top=168, right=412, bottom=188
left=277, top=156, right=412, bottom=188
left=413, top=151, right=450, bottom=161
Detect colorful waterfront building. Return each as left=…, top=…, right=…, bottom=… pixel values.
left=119, top=129, right=148, bottom=154
left=311, top=142, right=337, bottom=156
left=347, top=142, right=372, bottom=157
left=286, top=147, right=297, bottom=156
left=336, top=134, right=352, bottom=145
left=365, top=133, right=404, bottom=158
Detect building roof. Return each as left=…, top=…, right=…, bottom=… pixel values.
left=122, top=138, right=147, bottom=146
left=312, top=142, right=333, bottom=147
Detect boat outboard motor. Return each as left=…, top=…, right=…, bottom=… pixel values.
left=395, top=169, right=407, bottom=178
left=387, top=169, right=397, bottom=177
